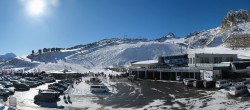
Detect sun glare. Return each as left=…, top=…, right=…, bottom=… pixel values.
left=27, top=0, right=46, bottom=16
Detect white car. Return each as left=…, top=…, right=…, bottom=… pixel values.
left=216, top=80, right=231, bottom=89
left=184, top=79, right=197, bottom=86
left=229, top=85, right=248, bottom=96
left=90, top=84, right=109, bottom=93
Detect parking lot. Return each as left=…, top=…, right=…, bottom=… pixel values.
left=1, top=75, right=250, bottom=110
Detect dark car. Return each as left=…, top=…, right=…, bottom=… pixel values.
left=0, top=86, right=15, bottom=95
left=48, top=86, right=65, bottom=94
left=0, top=89, right=10, bottom=97
left=23, top=81, right=37, bottom=88
left=13, top=83, right=30, bottom=91
left=34, top=89, right=60, bottom=103
left=49, top=83, right=68, bottom=90
left=0, top=81, right=14, bottom=88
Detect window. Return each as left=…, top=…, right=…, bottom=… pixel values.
left=226, top=57, right=233, bottom=62
left=214, top=57, right=222, bottom=63
left=200, top=57, right=209, bottom=63
left=189, top=58, right=193, bottom=64
left=188, top=58, right=192, bottom=64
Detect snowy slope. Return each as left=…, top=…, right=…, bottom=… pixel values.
left=35, top=41, right=186, bottom=72
left=1, top=10, right=250, bottom=72
left=185, top=10, right=250, bottom=48
left=185, top=22, right=250, bottom=48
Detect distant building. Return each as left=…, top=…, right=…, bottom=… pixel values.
left=128, top=53, right=250, bottom=81
left=188, top=53, right=237, bottom=67
left=50, top=69, right=80, bottom=79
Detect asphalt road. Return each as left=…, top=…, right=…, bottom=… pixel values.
left=95, top=78, right=211, bottom=109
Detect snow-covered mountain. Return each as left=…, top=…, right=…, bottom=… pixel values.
left=0, top=53, right=16, bottom=60
left=185, top=9, right=250, bottom=48
left=1, top=9, right=250, bottom=72
left=155, top=32, right=176, bottom=42
left=29, top=40, right=186, bottom=72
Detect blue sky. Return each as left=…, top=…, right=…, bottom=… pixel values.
left=0, top=0, right=250, bottom=55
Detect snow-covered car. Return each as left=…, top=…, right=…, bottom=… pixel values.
left=90, top=84, right=109, bottom=93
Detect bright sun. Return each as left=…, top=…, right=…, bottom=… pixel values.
left=27, top=0, right=46, bottom=16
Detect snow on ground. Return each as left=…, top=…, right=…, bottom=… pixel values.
left=174, top=89, right=250, bottom=110
left=188, top=46, right=250, bottom=59
left=137, top=99, right=171, bottom=110
left=23, top=41, right=185, bottom=73
left=66, top=77, right=118, bottom=96
left=9, top=82, right=53, bottom=110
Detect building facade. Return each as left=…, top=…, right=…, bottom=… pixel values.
left=188, top=53, right=237, bottom=67
left=128, top=53, right=250, bottom=81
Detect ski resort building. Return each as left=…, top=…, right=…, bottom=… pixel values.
left=128, top=53, right=250, bottom=81
left=50, top=69, right=80, bottom=79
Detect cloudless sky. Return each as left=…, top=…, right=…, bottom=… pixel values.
left=0, top=0, right=250, bottom=55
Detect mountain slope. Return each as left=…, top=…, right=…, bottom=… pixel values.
left=1, top=10, right=250, bottom=72
left=34, top=41, right=186, bottom=72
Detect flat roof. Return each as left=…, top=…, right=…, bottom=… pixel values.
left=189, top=53, right=237, bottom=55
left=132, top=60, right=158, bottom=65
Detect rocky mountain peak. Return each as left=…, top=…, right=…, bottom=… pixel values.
left=221, top=9, right=250, bottom=29
left=155, top=32, right=176, bottom=42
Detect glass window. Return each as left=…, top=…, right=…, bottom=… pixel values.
left=200, top=57, right=209, bottom=63
left=226, top=57, right=233, bottom=62
left=214, top=57, right=222, bottom=63
left=189, top=58, right=192, bottom=64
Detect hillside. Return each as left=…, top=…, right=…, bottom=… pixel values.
left=185, top=9, right=250, bottom=48
left=1, top=9, right=250, bottom=72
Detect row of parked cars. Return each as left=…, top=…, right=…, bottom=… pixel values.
left=0, top=75, right=56, bottom=99
left=34, top=79, right=74, bottom=103
left=183, top=79, right=216, bottom=88
left=182, top=78, right=250, bottom=96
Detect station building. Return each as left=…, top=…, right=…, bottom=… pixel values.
left=128, top=53, right=250, bottom=81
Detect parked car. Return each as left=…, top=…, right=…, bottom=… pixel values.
left=203, top=81, right=216, bottom=88
left=0, top=88, right=10, bottom=97
left=48, top=86, right=65, bottom=94
left=229, top=85, right=248, bottom=96
left=49, top=83, right=68, bottom=90
left=34, top=89, right=60, bottom=102
left=42, top=77, right=56, bottom=83
left=90, top=84, right=109, bottom=93
left=127, top=75, right=136, bottom=81
left=184, top=79, right=197, bottom=86
left=216, top=80, right=231, bottom=89
left=0, top=81, right=13, bottom=88
left=0, top=86, right=14, bottom=95
left=11, top=81, right=30, bottom=91
left=176, top=76, right=182, bottom=81
left=193, top=80, right=204, bottom=88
